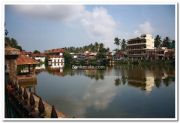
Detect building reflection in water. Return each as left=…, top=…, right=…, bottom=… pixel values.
left=114, top=65, right=175, bottom=93
left=35, top=62, right=175, bottom=93
left=34, top=64, right=175, bottom=117
left=35, top=63, right=45, bottom=70
left=47, top=62, right=64, bottom=76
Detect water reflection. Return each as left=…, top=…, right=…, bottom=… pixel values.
left=36, top=63, right=175, bottom=92
left=113, top=65, right=175, bottom=92
left=35, top=63, right=45, bottom=70
left=35, top=63, right=175, bottom=117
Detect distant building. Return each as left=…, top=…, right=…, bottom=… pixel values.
left=113, top=51, right=126, bottom=61
left=106, top=52, right=113, bottom=60
left=70, top=53, right=78, bottom=59
left=73, top=51, right=97, bottom=61
left=45, top=48, right=65, bottom=67
left=83, top=51, right=97, bottom=60
left=31, top=53, right=46, bottom=63
left=146, top=47, right=175, bottom=60
left=127, top=34, right=154, bottom=60
left=21, top=50, right=32, bottom=57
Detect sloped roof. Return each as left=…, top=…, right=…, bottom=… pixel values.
left=17, top=55, right=39, bottom=65
left=31, top=53, right=46, bottom=57
left=48, top=55, right=64, bottom=58
left=46, top=48, right=64, bottom=53
left=5, top=47, right=20, bottom=56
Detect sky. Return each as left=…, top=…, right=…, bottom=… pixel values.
left=5, top=5, right=175, bottom=52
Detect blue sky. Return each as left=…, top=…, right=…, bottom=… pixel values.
left=5, top=5, right=175, bottom=52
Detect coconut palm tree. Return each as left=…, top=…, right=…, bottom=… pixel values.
left=162, top=37, right=170, bottom=48
left=114, top=37, right=121, bottom=50
left=154, top=35, right=162, bottom=48
left=121, top=39, right=126, bottom=51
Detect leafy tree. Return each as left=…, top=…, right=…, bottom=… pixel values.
left=114, top=78, right=121, bottom=86
left=5, top=37, right=22, bottom=51
left=64, top=51, right=73, bottom=64
left=154, top=35, right=162, bottom=48
left=5, top=29, right=8, bottom=36
left=95, top=42, right=99, bottom=50
left=162, top=37, right=170, bottom=48
left=99, top=43, right=104, bottom=49
left=121, top=39, right=126, bottom=51
left=5, top=24, right=8, bottom=36
left=171, top=40, right=175, bottom=49
left=33, top=50, right=40, bottom=54
left=114, top=37, right=120, bottom=50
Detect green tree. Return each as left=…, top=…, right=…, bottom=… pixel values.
left=99, top=43, right=104, bottom=49
left=162, top=37, right=170, bottom=48
left=121, top=39, right=126, bottom=51
left=5, top=37, right=22, bottom=51
left=114, top=37, right=120, bottom=50
left=171, top=40, right=175, bottom=49
left=154, top=35, right=162, bottom=48
left=33, top=50, right=40, bottom=54
left=5, top=29, right=8, bottom=36
left=114, top=78, right=121, bottom=86
left=95, top=42, right=99, bottom=51
left=64, top=51, right=73, bottom=65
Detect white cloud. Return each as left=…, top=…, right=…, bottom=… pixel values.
left=13, top=5, right=85, bottom=22
left=81, top=7, right=117, bottom=38
left=139, top=21, right=154, bottom=34
left=132, top=21, right=154, bottom=37
left=12, top=5, right=118, bottom=50
left=80, top=7, right=118, bottom=49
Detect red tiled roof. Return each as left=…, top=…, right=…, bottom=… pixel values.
left=31, top=53, right=46, bottom=57
left=46, top=48, right=64, bottom=53
left=48, top=55, right=64, bottom=58
left=21, top=51, right=32, bottom=55
left=17, top=55, right=39, bottom=65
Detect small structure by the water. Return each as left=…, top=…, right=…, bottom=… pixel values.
left=5, top=47, right=66, bottom=118
left=16, top=54, right=38, bottom=83
left=5, top=47, right=20, bottom=82
left=6, top=82, right=66, bottom=118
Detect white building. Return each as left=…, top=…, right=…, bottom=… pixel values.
left=127, top=34, right=154, bottom=60
left=35, top=63, right=45, bottom=70
left=34, top=57, right=45, bottom=63
left=32, top=53, right=46, bottom=63
left=49, top=62, right=64, bottom=68
left=46, top=48, right=65, bottom=66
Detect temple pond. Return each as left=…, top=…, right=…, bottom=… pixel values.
left=24, top=64, right=175, bottom=118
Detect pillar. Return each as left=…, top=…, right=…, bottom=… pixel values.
left=5, top=47, right=20, bottom=83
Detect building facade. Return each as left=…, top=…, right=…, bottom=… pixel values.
left=45, top=48, right=65, bottom=67
left=127, top=34, right=154, bottom=60
left=31, top=53, right=46, bottom=63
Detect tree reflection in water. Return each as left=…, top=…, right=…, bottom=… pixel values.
left=112, top=64, right=175, bottom=92
left=35, top=64, right=175, bottom=92
left=114, top=78, right=121, bottom=86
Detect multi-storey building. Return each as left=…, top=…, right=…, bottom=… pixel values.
left=127, top=34, right=154, bottom=60
left=45, top=48, right=65, bottom=67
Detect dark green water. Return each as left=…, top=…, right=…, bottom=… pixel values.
left=29, top=65, right=175, bottom=118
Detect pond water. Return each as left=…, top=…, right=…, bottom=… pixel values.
left=26, top=64, right=175, bottom=118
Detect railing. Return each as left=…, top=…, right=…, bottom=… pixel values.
left=5, top=81, right=66, bottom=118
